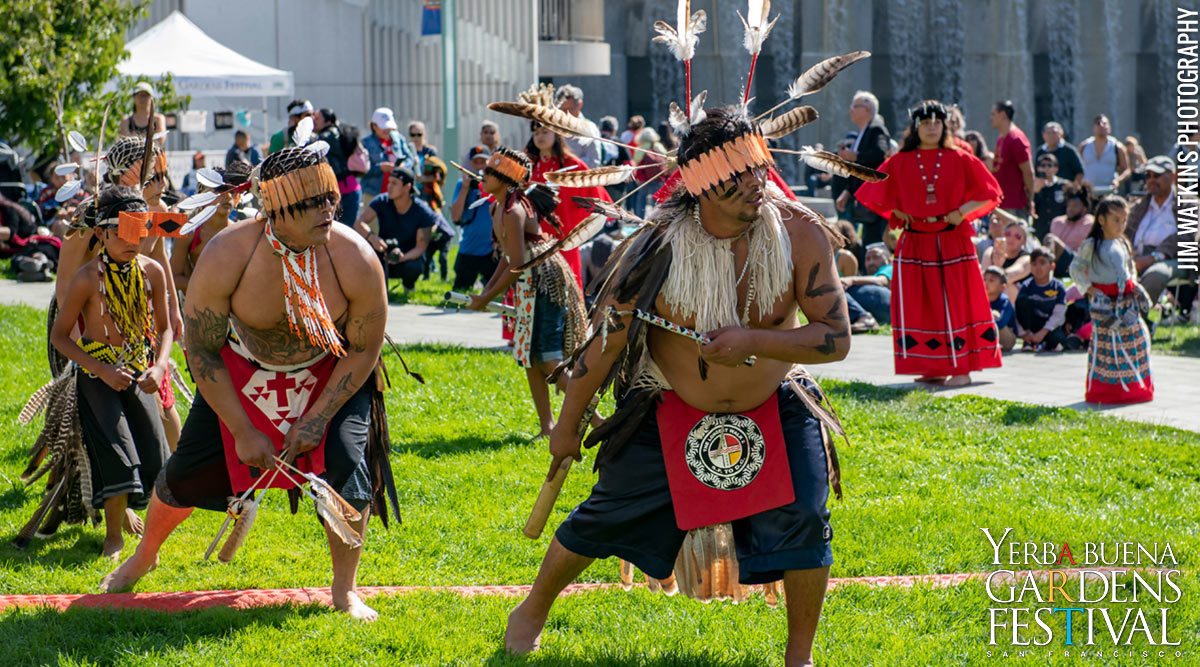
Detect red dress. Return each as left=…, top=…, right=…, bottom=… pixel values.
left=855, top=148, right=1004, bottom=377
left=531, top=154, right=613, bottom=289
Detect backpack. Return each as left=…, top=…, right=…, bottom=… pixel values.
left=340, top=124, right=370, bottom=176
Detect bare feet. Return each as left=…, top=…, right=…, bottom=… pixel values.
left=101, top=535, right=124, bottom=561
left=504, top=601, right=546, bottom=655
left=123, top=509, right=144, bottom=536
left=915, top=375, right=946, bottom=383
left=100, top=551, right=157, bottom=592
left=332, top=590, right=379, bottom=622
left=944, top=374, right=972, bottom=387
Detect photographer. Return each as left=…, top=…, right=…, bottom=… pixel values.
left=354, top=165, right=440, bottom=293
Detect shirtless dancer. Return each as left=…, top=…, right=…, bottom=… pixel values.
left=170, top=162, right=251, bottom=294
left=503, top=108, right=851, bottom=666
left=55, top=137, right=184, bottom=449
left=102, top=147, right=389, bottom=620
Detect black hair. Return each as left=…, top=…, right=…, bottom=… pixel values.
left=657, top=120, right=679, bottom=150
left=900, top=100, right=956, bottom=152
left=1085, top=194, right=1132, bottom=267
left=318, top=108, right=337, bottom=125
left=994, top=100, right=1015, bottom=121
left=90, top=186, right=147, bottom=231
left=983, top=265, right=1007, bottom=284
left=259, top=147, right=339, bottom=218
left=525, top=121, right=578, bottom=165
left=1062, top=181, right=1094, bottom=211
left=677, top=106, right=755, bottom=166
left=964, top=131, right=988, bottom=159
left=1029, top=247, right=1053, bottom=265
left=1037, top=153, right=1058, bottom=166
left=286, top=99, right=310, bottom=113
left=235, top=129, right=249, bottom=140
left=220, top=161, right=252, bottom=186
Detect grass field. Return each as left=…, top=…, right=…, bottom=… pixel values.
left=0, top=303, right=1197, bottom=665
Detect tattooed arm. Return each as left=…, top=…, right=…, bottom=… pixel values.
left=282, top=228, right=388, bottom=461
left=703, top=217, right=851, bottom=365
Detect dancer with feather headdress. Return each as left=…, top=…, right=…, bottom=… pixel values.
left=462, top=146, right=588, bottom=437
left=101, top=135, right=403, bottom=622
left=15, top=187, right=173, bottom=559
left=493, top=2, right=884, bottom=662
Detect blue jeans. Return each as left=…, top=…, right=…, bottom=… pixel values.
left=339, top=188, right=362, bottom=226
left=846, top=284, right=891, bottom=324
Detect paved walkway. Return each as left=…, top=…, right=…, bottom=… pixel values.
left=3, top=279, right=1194, bottom=432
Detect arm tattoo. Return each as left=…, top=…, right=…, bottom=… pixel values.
left=804, top=264, right=838, bottom=298
left=183, top=306, right=228, bottom=382
left=811, top=330, right=849, bottom=356
left=304, top=373, right=357, bottom=434
left=345, top=306, right=386, bottom=354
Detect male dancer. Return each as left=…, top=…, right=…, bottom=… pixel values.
left=102, top=147, right=393, bottom=621
left=504, top=108, right=850, bottom=667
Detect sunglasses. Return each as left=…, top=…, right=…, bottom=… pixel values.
left=1037, top=163, right=1056, bottom=168
left=410, top=132, right=423, bottom=137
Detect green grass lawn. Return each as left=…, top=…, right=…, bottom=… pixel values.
left=0, top=303, right=1197, bottom=665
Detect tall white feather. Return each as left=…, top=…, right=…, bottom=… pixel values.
left=738, top=0, right=777, bottom=55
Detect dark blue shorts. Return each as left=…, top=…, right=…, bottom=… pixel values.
left=556, top=381, right=834, bottom=584
left=531, top=293, right=565, bottom=362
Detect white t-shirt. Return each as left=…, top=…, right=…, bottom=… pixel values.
left=1132, top=189, right=1176, bottom=254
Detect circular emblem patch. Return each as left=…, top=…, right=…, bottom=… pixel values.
left=684, top=414, right=766, bottom=490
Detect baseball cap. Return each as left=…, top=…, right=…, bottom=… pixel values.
left=390, top=165, right=416, bottom=184
left=1145, top=155, right=1175, bottom=174
left=132, top=82, right=156, bottom=98
left=371, top=107, right=398, bottom=131
left=467, top=145, right=491, bottom=160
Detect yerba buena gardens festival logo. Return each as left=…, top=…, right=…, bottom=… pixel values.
left=980, top=528, right=1187, bottom=660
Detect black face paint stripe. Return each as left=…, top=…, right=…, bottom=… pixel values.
left=718, top=184, right=739, bottom=200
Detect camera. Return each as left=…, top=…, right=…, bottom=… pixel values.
left=382, top=237, right=404, bottom=265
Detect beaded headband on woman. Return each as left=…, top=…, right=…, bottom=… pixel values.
left=484, top=148, right=530, bottom=188
left=677, top=130, right=774, bottom=197
left=910, top=101, right=949, bottom=122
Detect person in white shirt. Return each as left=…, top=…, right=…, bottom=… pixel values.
left=554, top=84, right=602, bottom=168
left=1124, top=156, right=1185, bottom=304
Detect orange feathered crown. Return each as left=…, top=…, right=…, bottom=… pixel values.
left=677, top=130, right=774, bottom=197
left=484, top=146, right=531, bottom=187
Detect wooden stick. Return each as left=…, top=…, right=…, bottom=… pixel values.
left=521, top=396, right=599, bottom=539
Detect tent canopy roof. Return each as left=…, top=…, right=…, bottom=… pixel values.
left=118, top=11, right=294, bottom=97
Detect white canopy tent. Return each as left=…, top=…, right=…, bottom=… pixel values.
left=118, top=11, right=294, bottom=148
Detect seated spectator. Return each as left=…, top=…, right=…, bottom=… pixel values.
left=981, top=220, right=1033, bottom=302
left=1, top=192, right=60, bottom=282
left=974, top=213, right=1005, bottom=262
left=1031, top=153, right=1068, bottom=239
left=354, top=165, right=439, bottom=292
left=1044, top=181, right=1095, bottom=278
left=179, top=152, right=206, bottom=196
left=1126, top=156, right=1184, bottom=310
left=833, top=217, right=864, bottom=275
left=983, top=266, right=1016, bottom=351
left=841, top=243, right=893, bottom=333
left=1015, top=247, right=1070, bottom=351
left=225, top=130, right=263, bottom=167
left=450, top=147, right=497, bottom=291
left=1123, top=135, right=1148, bottom=195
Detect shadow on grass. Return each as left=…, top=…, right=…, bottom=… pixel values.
left=996, top=403, right=1071, bottom=425
left=0, top=604, right=328, bottom=666
left=398, top=433, right=537, bottom=459
left=0, top=526, right=106, bottom=569
left=483, top=650, right=764, bottom=666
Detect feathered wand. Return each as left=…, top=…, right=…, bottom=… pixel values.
left=652, top=0, right=707, bottom=108
left=738, top=0, right=778, bottom=104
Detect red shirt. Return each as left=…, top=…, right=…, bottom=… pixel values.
left=992, top=126, right=1032, bottom=210
left=530, top=153, right=612, bottom=288
left=854, top=147, right=1002, bottom=228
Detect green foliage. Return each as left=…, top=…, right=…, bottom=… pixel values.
left=0, top=0, right=188, bottom=162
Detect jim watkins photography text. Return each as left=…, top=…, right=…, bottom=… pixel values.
left=981, top=528, right=1188, bottom=660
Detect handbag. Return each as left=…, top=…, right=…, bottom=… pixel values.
left=347, top=144, right=370, bottom=176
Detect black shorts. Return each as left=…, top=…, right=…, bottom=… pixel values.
left=161, top=383, right=374, bottom=512
left=556, top=381, right=834, bottom=584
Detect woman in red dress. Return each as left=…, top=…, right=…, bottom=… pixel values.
left=855, top=100, right=1004, bottom=386
left=525, top=123, right=613, bottom=288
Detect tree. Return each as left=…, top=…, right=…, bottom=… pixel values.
left=0, top=0, right=189, bottom=166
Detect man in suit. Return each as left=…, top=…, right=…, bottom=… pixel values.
left=835, top=91, right=891, bottom=247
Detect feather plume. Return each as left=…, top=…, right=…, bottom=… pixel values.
left=54, top=163, right=79, bottom=176
left=54, top=179, right=82, bottom=203
left=513, top=213, right=609, bottom=273
left=517, top=82, right=556, bottom=108
left=668, top=102, right=688, bottom=137
left=689, top=91, right=707, bottom=126
left=67, top=131, right=87, bottom=153
left=305, top=140, right=330, bottom=157
left=179, top=205, right=218, bottom=236
left=785, top=146, right=887, bottom=182
left=217, top=499, right=259, bottom=562
left=668, top=91, right=707, bottom=137
left=572, top=197, right=647, bottom=227
left=292, top=116, right=314, bottom=147
left=170, top=362, right=194, bottom=406
left=487, top=101, right=595, bottom=142
left=760, top=106, right=819, bottom=139
left=304, top=472, right=364, bottom=548
left=786, top=51, right=871, bottom=100
left=546, top=165, right=633, bottom=188
left=652, top=0, right=707, bottom=62
left=738, top=0, right=778, bottom=55
left=19, top=380, right=56, bottom=425
left=196, top=168, right=224, bottom=189
left=177, top=191, right=218, bottom=211
left=153, top=130, right=169, bottom=142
